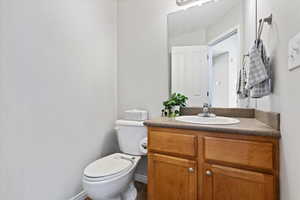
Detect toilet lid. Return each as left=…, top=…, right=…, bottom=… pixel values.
left=84, top=154, right=133, bottom=178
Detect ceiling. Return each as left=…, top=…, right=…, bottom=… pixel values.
left=168, top=0, right=241, bottom=38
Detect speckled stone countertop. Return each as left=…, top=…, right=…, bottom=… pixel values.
left=144, top=117, right=281, bottom=138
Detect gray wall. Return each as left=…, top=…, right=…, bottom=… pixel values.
left=0, top=0, right=117, bottom=199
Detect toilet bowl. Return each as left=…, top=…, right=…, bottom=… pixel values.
left=83, top=153, right=141, bottom=200
left=82, top=119, right=147, bottom=200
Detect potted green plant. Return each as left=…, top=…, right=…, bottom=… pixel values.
left=162, top=93, right=188, bottom=117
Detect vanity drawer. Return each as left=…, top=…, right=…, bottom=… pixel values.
left=148, top=130, right=197, bottom=157
left=204, top=137, right=274, bottom=171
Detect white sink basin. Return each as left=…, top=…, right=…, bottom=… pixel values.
left=175, top=115, right=240, bottom=125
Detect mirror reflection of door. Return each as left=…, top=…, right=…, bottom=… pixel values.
left=168, top=0, right=245, bottom=108
left=211, top=53, right=230, bottom=107
left=209, top=33, right=239, bottom=108
left=171, top=46, right=209, bottom=107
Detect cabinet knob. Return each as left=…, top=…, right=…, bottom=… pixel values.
left=206, top=170, right=213, bottom=176
left=188, top=167, right=194, bottom=172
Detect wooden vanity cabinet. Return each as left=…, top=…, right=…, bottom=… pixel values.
left=147, top=127, right=279, bottom=200
left=203, top=164, right=274, bottom=200
left=148, top=154, right=197, bottom=200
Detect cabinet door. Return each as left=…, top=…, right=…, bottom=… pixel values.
left=148, top=153, right=197, bottom=200
left=203, top=164, right=274, bottom=200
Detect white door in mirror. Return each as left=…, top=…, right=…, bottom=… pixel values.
left=288, top=32, right=300, bottom=71
left=175, top=116, right=240, bottom=125
left=171, top=46, right=209, bottom=107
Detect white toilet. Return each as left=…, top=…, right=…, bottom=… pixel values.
left=82, top=119, right=147, bottom=200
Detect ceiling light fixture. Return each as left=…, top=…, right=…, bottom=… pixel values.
left=176, top=0, right=219, bottom=7
left=176, top=0, right=199, bottom=6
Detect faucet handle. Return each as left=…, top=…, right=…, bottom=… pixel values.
left=202, top=103, right=210, bottom=114
left=199, top=103, right=215, bottom=118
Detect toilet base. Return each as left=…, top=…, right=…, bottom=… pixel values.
left=122, top=182, right=137, bottom=200
left=82, top=153, right=141, bottom=200
left=89, top=182, right=137, bottom=200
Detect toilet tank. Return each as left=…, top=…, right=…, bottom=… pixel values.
left=115, top=120, right=147, bottom=156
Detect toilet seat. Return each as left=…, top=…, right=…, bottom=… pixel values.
left=83, top=153, right=135, bottom=182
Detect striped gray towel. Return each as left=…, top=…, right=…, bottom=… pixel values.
left=251, top=40, right=272, bottom=98
left=246, top=42, right=268, bottom=89
left=246, top=40, right=272, bottom=98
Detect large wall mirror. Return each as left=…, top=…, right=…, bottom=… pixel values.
left=168, top=0, right=256, bottom=108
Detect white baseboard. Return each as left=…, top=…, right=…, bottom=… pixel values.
left=134, top=173, right=147, bottom=184
left=69, top=190, right=87, bottom=200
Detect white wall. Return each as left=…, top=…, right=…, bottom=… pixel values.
left=244, top=0, right=300, bottom=199
left=117, top=0, right=178, bottom=119
left=0, top=0, right=117, bottom=199
left=257, top=1, right=300, bottom=199
left=206, top=2, right=243, bottom=43
left=117, top=0, right=178, bottom=178
left=169, top=28, right=206, bottom=47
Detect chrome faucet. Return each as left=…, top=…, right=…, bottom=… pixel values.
left=198, top=103, right=216, bottom=118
